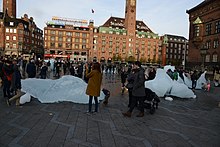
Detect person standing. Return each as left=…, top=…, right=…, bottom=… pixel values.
left=8, top=59, right=24, bottom=106
left=122, top=61, right=146, bottom=117
left=85, top=62, right=102, bottom=114
left=26, top=59, right=36, bottom=78
left=40, top=62, right=48, bottom=79
left=2, top=59, right=13, bottom=100
left=191, top=70, right=198, bottom=91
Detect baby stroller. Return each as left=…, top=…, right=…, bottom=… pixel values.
left=143, top=88, right=160, bottom=114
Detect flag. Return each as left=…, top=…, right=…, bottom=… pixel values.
left=91, top=9, right=94, bottom=13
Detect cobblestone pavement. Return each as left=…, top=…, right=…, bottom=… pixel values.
left=0, top=74, right=220, bottom=147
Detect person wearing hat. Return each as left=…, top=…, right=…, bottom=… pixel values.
left=122, top=61, right=146, bottom=117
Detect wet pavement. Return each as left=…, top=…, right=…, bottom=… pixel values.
left=0, top=73, right=220, bottom=147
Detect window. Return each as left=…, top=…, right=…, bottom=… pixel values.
left=58, top=37, right=63, bottom=42
left=82, top=45, right=86, bottom=49
left=82, top=33, right=87, bottom=38
left=212, top=54, right=218, bottom=62
left=194, top=25, right=200, bottom=37
left=214, top=40, right=219, bottom=49
left=66, top=38, right=72, bottom=42
left=75, top=32, right=80, bottom=37
left=51, top=36, right=55, bottom=41
left=58, top=43, right=62, bottom=48
left=10, top=29, right=13, bottom=33
left=206, top=41, right=211, bottom=49
left=12, top=44, right=16, bottom=49
left=6, top=28, right=9, bottom=32
left=13, top=29, right=17, bottom=33
left=205, top=23, right=212, bottom=35
left=10, top=22, right=14, bottom=26
left=50, top=30, right=56, bottom=35
left=66, top=43, right=72, bottom=48
left=6, top=43, right=10, bottom=48
left=66, top=32, right=72, bottom=36
left=109, top=41, right=113, bottom=46
left=6, top=36, right=9, bottom=40
left=75, top=38, right=79, bottom=43
left=58, top=31, right=63, bottom=36
left=205, top=54, right=210, bottom=62
left=82, top=39, right=87, bottom=44
left=75, top=44, right=79, bottom=49
left=215, top=21, right=220, bottom=34
left=50, top=42, right=55, bottom=47
left=13, top=36, right=16, bottom=40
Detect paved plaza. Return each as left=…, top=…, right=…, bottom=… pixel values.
left=0, top=74, right=220, bottom=147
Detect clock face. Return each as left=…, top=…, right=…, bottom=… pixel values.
left=130, top=0, right=135, bottom=6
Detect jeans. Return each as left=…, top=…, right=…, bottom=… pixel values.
left=88, top=96, right=98, bottom=112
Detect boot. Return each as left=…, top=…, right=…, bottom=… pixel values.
left=136, top=112, right=144, bottom=117
left=122, top=111, right=131, bottom=117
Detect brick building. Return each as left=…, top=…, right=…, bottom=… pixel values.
left=187, top=0, right=220, bottom=68
left=44, top=17, right=93, bottom=61
left=91, top=0, right=161, bottom=63
left=163, top=34, right=189, bottom=67
left=0, top=0, right=43, bottom=59
left=44, top=0, right=161, bottom=63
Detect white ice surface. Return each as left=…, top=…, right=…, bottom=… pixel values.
left=145, top=69, right=196, bottom=99
left=21, top=75, right=105, bottom=104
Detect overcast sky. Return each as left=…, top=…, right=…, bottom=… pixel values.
left=0, top=0, right=203, bottom=38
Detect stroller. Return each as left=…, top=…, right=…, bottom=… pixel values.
left=143, top=88, right=160, bottom=114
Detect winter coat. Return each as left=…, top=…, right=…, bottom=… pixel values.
left=11, top=64, right=21, bottom=91
left=86, top=70, right=102, bottom=97
left=26, top=62, right=36, bottom=78
left=2, top=63, right=13, bottom=82
left=132, top=68, right=146, bottom=97
left=121, top=71, right=127, bottom=84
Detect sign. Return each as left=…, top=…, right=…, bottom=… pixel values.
left=44, top=54, right=70, bottom=58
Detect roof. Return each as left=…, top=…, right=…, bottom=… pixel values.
left=101, top=16, right=153, bottom=33
left=186, top=0, right=214, bottom=14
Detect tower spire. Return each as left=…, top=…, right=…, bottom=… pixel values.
left=3, top=0, right=16, bottom=18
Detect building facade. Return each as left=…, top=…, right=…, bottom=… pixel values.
left=163, top=34, right=188, bottom=67
left=0, top=0, right=44, bottom=59
left=90, top=0, right=161, bottom=63
left=44, top=0, right=161, bottom=63
left=187, top=0, right=220, bottom=68
left=44, top=17, right=93, bottom=61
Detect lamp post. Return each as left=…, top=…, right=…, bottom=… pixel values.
left=200, top=45, right=207, bottom=71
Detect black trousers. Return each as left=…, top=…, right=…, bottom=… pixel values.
left=129, top=96, right=145, bottom=113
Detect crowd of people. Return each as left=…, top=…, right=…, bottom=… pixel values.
left=0, top=56, right=218, bottom=117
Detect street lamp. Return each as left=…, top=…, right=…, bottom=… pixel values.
left=200, top=45, right=207, bottom=71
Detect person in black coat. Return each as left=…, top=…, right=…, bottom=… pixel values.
left=2, top=60, right=13, bottom=99
left=8, top=59, right=24, bottom=106
left=26, top=59, right=36, bottom=78
left=40, top=62, right=48, bottom=79
left=123, top=61, right=146, bottom=117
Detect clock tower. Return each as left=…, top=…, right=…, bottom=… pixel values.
left=3, top=0, right=16, bottom=18
left=125, top=0, right=136, bottom=36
